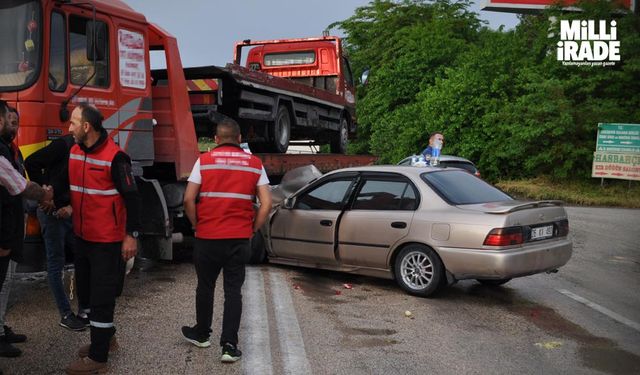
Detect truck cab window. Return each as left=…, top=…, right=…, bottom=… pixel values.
left=342, top=57, right=354, bottom=87
left=49, top=12, right=66, bottom=91
left=69, top=15, right=109, bottom=87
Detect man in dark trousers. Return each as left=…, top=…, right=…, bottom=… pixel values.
left=25, top=133, right=88, bottom=331
left=181, top=118, right=272, bottom=363
left=64, top=103, right=141, bottom=375
left=0, top=103, right=29, bottom=358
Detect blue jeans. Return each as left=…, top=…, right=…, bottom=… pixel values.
left=37, top=209, right=79, bottom=318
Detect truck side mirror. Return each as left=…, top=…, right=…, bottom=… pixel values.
left=283, top=197, right=295, bottom=209
left=360, top=69, right=370, bottom=85
left=86, top=21, right=107, bottom=61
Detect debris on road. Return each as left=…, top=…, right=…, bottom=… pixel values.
left=343, top=283, right=353, bottom=289
left=404, top=310, right=414, bottom=319
left=535, top=341, right=563, bottom=349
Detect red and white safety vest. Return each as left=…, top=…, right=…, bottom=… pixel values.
left=68, top=137, right=126, bottom=242
left=196, top=144, right=263, bottom=239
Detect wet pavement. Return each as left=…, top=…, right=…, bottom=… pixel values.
left=2, top=206, right=639, bottom=374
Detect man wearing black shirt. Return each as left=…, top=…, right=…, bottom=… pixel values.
left=25, top=134, right=88, bottom=331
left=63, top=104, right=141, bottom=375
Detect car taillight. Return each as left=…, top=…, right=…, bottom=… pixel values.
left=483, top=226, right=524, bottom=246
left=25, top=213, right=41, bottom=237
left=556, top=219, right=569, bottom=237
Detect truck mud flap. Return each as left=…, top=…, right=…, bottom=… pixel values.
left=136, top=177, right=173, bottom=260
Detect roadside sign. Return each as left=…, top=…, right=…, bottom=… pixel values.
left=592, top=152, right=640, bottom=181
left=596, top=123, right=640, bottom=153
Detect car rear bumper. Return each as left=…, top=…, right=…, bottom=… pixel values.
left=437, top=238, right=572, bottom=280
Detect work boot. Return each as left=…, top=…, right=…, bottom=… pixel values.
left=78, top=336, right=119, bottom=358
left=3, top=325, right=26, bottom=343
left=65, top=357, right=108, bottom=374
left=0, top=339, right=22, bottom=358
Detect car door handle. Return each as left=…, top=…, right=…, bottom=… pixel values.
left=320, top=220, right=333, bottom=227
left=391, top=221, right=407, bottom=229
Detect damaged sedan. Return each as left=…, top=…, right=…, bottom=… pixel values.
left=251, top=165, right=572, bottom=297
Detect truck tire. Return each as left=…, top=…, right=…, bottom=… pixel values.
left=269, top=106, right=290, bottom=153
left=330, top=117, right=349, bottom=154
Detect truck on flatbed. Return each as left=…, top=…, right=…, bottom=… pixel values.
left=0, top=0, right=374, bottom=264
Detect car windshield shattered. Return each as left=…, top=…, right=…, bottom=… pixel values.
left=421, top=170, right=512, bottom=205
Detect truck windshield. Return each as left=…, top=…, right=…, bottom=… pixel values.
left=0, top=0, right=42, bottom=91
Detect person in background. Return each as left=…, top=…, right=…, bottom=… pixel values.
left=64, top=103, right=141, bottom=375
left=420, top=131, right=445, bottom=164
left=25, top=133, right=88, bottom=331
left=181, top=119, right=272, bottom=364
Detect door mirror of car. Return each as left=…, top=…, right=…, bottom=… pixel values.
left=360, top=68, right=370, bottom=85
left=283, top=197, right=295, bottom=209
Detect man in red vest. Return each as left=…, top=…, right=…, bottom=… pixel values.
left=64, top=103, right=141, bottom=375
left=181, top=119, right=272, bottom=363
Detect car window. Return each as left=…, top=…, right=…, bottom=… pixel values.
left=295, top=179, right=354, bottom=210
left=353, top=179, right=417, bottom=210
left=421, top=170, right=512, bottom=205
left=439, top=160, right=477, bottom=174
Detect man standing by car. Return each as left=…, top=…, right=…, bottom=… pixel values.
left=421, top=131, right=445, bottom=164
left=64, top=103, right=141, bottom=375
left=25, top=133, right=88, bottom=331
left=181, top=119, right=272, bottom=363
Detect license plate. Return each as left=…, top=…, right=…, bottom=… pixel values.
left=531, top=225, right=554, bottom=240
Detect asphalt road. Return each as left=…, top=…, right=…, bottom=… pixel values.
left=2, top=206, right=639, bottom=374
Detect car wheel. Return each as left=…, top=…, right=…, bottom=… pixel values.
left=248, top=231, right=267, bottom=264
left=394, top=245, right=444, bottom=297
left=476, top=278, right=511, bottom=286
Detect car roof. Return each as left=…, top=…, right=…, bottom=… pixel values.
left=399, top=155, right=475, bottom=164
left=326, top=165, right=440, bottom=176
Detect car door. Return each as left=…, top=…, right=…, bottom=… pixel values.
left=338, top=174, right=418, bottom=268
left=269, top=173, right=358, bottom=264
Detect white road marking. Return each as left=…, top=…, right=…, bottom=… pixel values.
left=269, top=269, right=312, bottom=375
left=557, top=289, right=640, bottom=332
left=242, top=267, right=273, bottom=375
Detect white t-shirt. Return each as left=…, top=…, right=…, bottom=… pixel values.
left=188, top=158, right=270, bottom=186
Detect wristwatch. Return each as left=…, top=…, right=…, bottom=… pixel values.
left=129, top=231, right=140, bottom=239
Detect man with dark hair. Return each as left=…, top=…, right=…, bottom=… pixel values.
left=181, top=119, right=272, bottom=363
left=0, top=103, right=29, bottom=358
left=64, top=103, right=141, bottom=374
left=25, top=130, right=88, bottom=332
left=421, top=131, right=445, bottom=163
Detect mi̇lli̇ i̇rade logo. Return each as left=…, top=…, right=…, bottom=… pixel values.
left=557, top=20, right=620, bottom=67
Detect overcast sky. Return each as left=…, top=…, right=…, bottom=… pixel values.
left=125, top=0, right=519, bottom=68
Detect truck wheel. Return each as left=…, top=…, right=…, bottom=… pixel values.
left=330, top=117, right=349, bottom=154
left=269, top=106, right=290, bottom=153
left=394, top=244, right=444, bottom=297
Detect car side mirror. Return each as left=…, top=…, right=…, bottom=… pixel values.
left=283, top=197, right=295, bottom=209
left=360, top=68, right=370, bottom=85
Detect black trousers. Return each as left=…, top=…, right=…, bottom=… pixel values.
left=74, top=237, right=125, bottom=363
left=193, top=238, right=248, bottom=346
left=0, top=256, right=9, bottom=292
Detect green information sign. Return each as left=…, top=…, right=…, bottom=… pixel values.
left=596, top=123, right=640, bottom=153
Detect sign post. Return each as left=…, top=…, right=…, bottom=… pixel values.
left=591, top=123, right=640, bottom=183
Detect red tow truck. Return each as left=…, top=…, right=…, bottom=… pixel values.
left=0, top=0, right=375, bottom=263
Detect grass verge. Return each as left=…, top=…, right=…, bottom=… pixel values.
left=496, top=177, right=640, bottom=209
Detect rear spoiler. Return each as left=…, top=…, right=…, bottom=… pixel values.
left=459, top=200, right=565, bottom=214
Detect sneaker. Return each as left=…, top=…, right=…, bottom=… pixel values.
left=77, top=314, right=90, bottom=328
left=221, top=342, right=242, bottom=363
left=78, top=336, right=119, bottom=358
left=60, top=314, right=87, bottom=331
left=0, top=339, right=21, bottom=358
left=65, top=357, right=108, bottom=375
left=181, top=326, right=210, bottom=348
left=3, top=326, right=26, bottom=343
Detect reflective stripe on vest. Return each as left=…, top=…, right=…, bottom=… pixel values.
left=68, top=137, right=127, bottom=242
left=70, top=185, right=119, bottom=196
left=195, top=145, right=263, bottom=239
